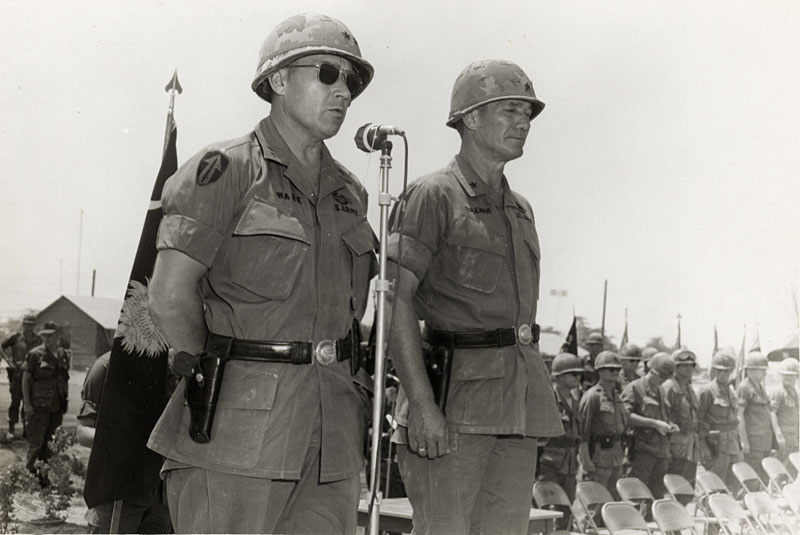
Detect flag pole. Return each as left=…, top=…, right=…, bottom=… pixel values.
left=600, top=280, right=608, bottom=338
left=163, top=69, right=182, bottom=154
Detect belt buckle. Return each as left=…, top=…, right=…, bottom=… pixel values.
left=315, top=340, right=337, bottom=366
left=516, top=324, right=533, bottom=345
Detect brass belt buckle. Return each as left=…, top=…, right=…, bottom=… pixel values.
left=516, top=324, right=533, bottom=345
left=315, top=339, right=337, bottom=366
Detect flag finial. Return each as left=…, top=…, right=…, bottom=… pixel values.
left=165, top=69, right=182, bottom=94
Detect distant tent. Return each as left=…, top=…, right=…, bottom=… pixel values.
left=767, top=334, right=800, bottom=362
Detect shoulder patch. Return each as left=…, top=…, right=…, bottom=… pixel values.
left=196, top=149, right=230, bottom=186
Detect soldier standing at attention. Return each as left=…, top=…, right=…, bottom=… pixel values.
left=578, top=351, right=629, bottom=497
left=618, top=343, right=642, bottom=389
left=581, top=332, right=605, bottom=391
left=663, top=349, right=701, bottom=486
left=146, top=13, right=377, bottom=533
left=621, top=352, right=677, bottom=499
left=539, top=353, right=587, bottom=502
left=737, top=352, right=784, bottom=484
left=698, top=349, right=743, bottom=489
left=771, top=358, right=799, bottom=466
left=1, top=314, right=40, bottom=440
left=639, top=346, right=658, bottom=377
left=387, top=59, right=562, bottom=534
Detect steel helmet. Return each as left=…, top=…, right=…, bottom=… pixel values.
left=641, top=347, right=658, bottom=362
left=22, top=314, right=37, bottom=325
left=649, top=352, right=676, bottom=378
left=744, top=351, right=768, bottom=370
left=551, top=353, right=584, bottom=376
left=671, top=349, right=697, bottom=366
left=620, top=343, right=642, bottom=360
left=251, top=13, right=374, bottom=102
left=779, top=358, right=800, bottom=376
left=446, top=59, right=544, bottom=128
left=711, top=348, right=736, bottom=370
left=594, top=351, right=623, bottom=370
left=586, top=332, right=605, bottom=346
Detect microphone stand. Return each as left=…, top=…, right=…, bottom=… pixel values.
left=368, top=138, right=393, bottom=535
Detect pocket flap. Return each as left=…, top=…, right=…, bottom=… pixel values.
left=342, top=221, right=378, bottom=256
left=452, top=348, right=505, bottom=380
left=216, top=361, right=279, bottom=411
left=234, top=197, right=309, bottom=243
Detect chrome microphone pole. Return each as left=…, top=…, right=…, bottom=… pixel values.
left=368, top=138, right=394, bottom=535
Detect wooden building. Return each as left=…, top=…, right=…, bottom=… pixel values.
left=35, top=295, right=122, bottom=370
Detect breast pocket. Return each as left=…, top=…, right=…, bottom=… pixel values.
left=441, top=217, right=506, bottom=293
left=224, top=197, right=310, bottom=300
left=341, top=220, right=378, bottom=309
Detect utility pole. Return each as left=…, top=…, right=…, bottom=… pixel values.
left=601, top=280, right=608, bottom=338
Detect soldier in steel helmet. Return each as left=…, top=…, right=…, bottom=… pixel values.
left=387, top=59, right=562, bottom=534
left=578, top=351, right=629, bottom=497
left=698, top=348, right=743, bottom=488
left=737, top=351, right=784, bottom=483
left=581, top=332, right=605, bottom=391
left=1, top=314, right=41, bottom=440
left=663, top=349, right=701, bottom=485
left=621, top=352, right=678, bottom=498
left=639, top=346, right=658, bottom=376
left=146, top=13, right=377, bottom=533
left=771, top=358, right=799, bottom=465
left=538, top=353, right=588, bottom=502
left=618, top=343, right=642, bottom=389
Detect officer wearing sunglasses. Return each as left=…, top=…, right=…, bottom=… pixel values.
left=147, top=13, right=377, bottom=534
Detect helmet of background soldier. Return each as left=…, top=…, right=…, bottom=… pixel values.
left=620, top=343, right=642, bottom=360
left=744, top=351, right=768, bottom=370
left=649, top=352, right=676, bottom=378
left=585, top=332, right=605, bottom=347
left=594, top=351, right=623, bottom=370
left=22, top=314, right=37, bottom=325
left=551, top=353, right=584, bottom=376
left=711, top=348, right=736, bottom=370
left=446, top=59, right=545, bottom=128
left=671, top=348, right=697, bottom=366
left=251, top=12, right=374, bottom=102
left=779, top=358, right=799, bottom=376
left=38, top=321, right=59, bottom=336
left=641, top=347, right=658, bottom=362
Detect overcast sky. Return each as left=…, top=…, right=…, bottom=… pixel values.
left=1, top=0, right=798, bottom=364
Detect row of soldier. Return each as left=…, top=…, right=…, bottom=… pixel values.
left=540, top=339, right=800, bottom=505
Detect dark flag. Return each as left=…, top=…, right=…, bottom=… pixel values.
left=674, top=313, right=682, bottom=350
left=84, top=75, right=180, bottom=508
left=620, top=308, right=629, bottom=348
left=562, top=316, right=579, bottom=355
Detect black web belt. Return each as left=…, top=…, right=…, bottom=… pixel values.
left=205, top=330, right=356, bottom=366
left=427, top=324, right=540, bottom=349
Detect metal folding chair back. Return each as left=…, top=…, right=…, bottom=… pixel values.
left=783, top=482, right=800, bottom=516
left=664, top=473, right=696, bottom=507
left=576, top=480, right=615, bottom=532
left=696, top=470, right=730, bottom=496
left=707, top=494, right=759, bottom=535
left=762, top=456, right=793, bottom=494
left=790, top=452, right=800, bottom=475
left=652, top=499, right=701, bottom=535
left=744, top=491, right=791, bottom=534
left=532, top=480, right=574, bottom=532
left=601, top=501, right=652, bottom=535
left=731, top=461, right=767, bottom=495
left=617, top=477, right=655, bottom=521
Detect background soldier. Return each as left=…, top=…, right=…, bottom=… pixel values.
left=663, top=349, right=701, bottom=485
left=146, top=13, right=376, bottom=533
left=1, top=314, right=40, bottom=439
left=539, top=353, right=586, bottom=501
left=737, top=351, right=784, bottom=484
left=388, top=59, right=562, bottom=534
left=698, top=349, right=742, bottom=489
left=581, top=332, right=605, bottom=390
left=621, top=352, right=677, bottom=499
left=639, top=346, right=658, bottom=376
left=22, top=321, right=69, bottom=484
left=771, top=357, right=799, bottom=466
left=578, top=351, right=629, bottom=497
left=619, top=343, right=642, bottom=388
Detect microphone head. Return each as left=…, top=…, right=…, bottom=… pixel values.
left=354, top=123, right=381, bottom=152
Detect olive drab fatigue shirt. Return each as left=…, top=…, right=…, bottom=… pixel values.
left=539, top=386, right=582, bottom=475
left=24, top=345, right=69, bottom=413
left=148, top=117, right=377, bottom=482
left=663, top=377, right=701, bottom=462
left=387, top=156, right=561, bottom=438
left=737, top=376, right=773, bottom=452
left=771, top=383, right=799, bottom=448
left=578, top=383, right=629, bottom=467
left=698, top=380, right=741, bottom=455
left=622, top=377, right=672, bottom=458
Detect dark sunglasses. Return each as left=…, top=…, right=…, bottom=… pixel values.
left=289, top=62, right=362, bottom=95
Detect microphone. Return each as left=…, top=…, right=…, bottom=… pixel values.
left=354, top=123, right=405, bottom=152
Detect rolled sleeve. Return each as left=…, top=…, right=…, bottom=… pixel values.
left=157, top=214, right=226, bottom=268
left=77, top=399, right=98, bottom=427
left=386, top=232, right=432, bottom=281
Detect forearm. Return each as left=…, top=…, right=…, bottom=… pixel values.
left=628, top=412, right=661, bottom=430
left=76, top=425, right=95, bottom=448
left=737, top=407, right=749, bottom=446
left=22, top=372, right=32, bottom=407
left=770, top=412, right=784, bottom=440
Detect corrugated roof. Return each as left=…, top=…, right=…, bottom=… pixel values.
left=62, top=295, right=123, bottom=330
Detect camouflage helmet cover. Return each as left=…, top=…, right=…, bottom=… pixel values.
left=251, top=13, right=374, bottom=102
left=620, top=343, right=642, bottom=360
left=446, top=59, right=545, bottom=128
left=594, top=350, right=623, bottom=370
left=551, top=352, right=584, bottom=376
left=22, top=314, right=37, bottom=325
left=744, top=351, right=768, bottom=370
left=586, top=332, right=605, bottom=346
left=711, top=348, right=736, bottom=370
left=671, top=348, right=697, bottom=365
left=779, top=357, right=799, bottom=376
left=649, top=352, right=676, bottom=377
left=641, top=347, right=659, bottom=362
